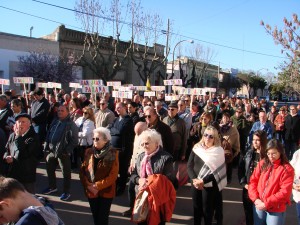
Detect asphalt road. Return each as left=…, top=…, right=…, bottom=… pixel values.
left=35, top=162, right=298, bottom=225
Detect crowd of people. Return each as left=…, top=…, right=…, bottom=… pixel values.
left=0, top=88, right=300, bottom=225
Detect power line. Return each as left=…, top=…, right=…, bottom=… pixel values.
left=0, top=2, right=288, bottom=60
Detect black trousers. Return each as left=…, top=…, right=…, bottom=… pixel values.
left=242, top=187, right=254, bottom=225
left=117, top=151, right=131, bottom=192
left=191, top=185, right=218, bottom=225
left=88, top=197, right=113, bottom=225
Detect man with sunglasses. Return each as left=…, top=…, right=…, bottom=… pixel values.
left=163, top=102, right=187, bottom=170
left=284, top=105, right=300, bottom=160
left=95, top=99, right=115, bottom=128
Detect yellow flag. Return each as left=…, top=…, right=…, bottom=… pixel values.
left=146, top=77, right=151, bottom=91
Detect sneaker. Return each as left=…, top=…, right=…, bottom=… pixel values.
left=42, top=187, right=58, bottom=195
left=60, top=193, right=71, bottom=201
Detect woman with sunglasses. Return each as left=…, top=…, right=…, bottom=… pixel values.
left=187, top=126, right=227, bottom=225
left=238, top=130, right=267, bottom=225
left=79, top=127, right=119, bottom=225
left=248, top=139, right=294, bottom=225
left=75, top=107, right=96, bottom=167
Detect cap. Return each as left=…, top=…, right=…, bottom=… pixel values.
left=168, top=101, right=178, bottom=109
left=15, top=113, right=31, bottom=122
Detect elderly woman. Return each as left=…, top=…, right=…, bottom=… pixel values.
left=74, top=107, right=96, bottom=167
left=130, top=129, right=176, bottom=225
left=238, top=130, right=267, bottom=225
left=248, top=139, right=294, bottom=225
left=79, top=127, right=119, bottom=225
left=187, top=126, right=227, bottom=225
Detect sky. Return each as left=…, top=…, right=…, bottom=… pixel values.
left=0, top=0, right=299, bottom=77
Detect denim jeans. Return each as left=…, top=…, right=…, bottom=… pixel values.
left=253, top=206, right=286, bottom=225
left=296, top=202, right=300, bottom=225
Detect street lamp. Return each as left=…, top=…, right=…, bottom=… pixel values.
left=171, top=39, right=194, bottom=77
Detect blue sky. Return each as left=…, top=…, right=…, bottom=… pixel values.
left=0, top=0, right=299, bottom=76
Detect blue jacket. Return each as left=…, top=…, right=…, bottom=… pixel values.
left=248, top=121, right=273, bottom=143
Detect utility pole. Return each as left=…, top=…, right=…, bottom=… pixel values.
left=217, top=62, right=220, bottom=93
left=165, top=18, right=170, bottom=79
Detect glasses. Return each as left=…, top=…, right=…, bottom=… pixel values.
left=145, top=115, right=151, bottom=119
left=236, top=111, right=242, bottom=114
left=168, top=108, right=176, bottom=111
left=141, top=142, right=150, bottom=147
left=83, top=112, right=88, bottom=115
left=203, top=133, right=214, bottom=139
left=178, top=104, right=184, bottom=107
left=92, top=137, right=101, bottom=142
left=147, top=104, right=153, bottom=106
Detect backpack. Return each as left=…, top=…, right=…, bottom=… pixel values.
left=222, top=137, right=233, bottom=164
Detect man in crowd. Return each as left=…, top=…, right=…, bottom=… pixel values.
left=284, top=105, right=300, bottom=160
left=154, top=100, right=168, bottom=120
left=177, top=100, right=192, bottom=140
left=248, top=110, right=273, bottom=143
left=4, top=113, right=40, bottom=194
left=0, top=94, right=13, bottom=140
left=95, top=99, right=115, bottom=128
left=163, top=102, right=187, bottom=168
left=144, top=107, right=174, bottom=155
left=43, top=105, right=78, bottom=201
left=109, top=102, right=134, bottom=196
left=0, top=177, right=65, bottom=225
left=127, top=102, right=141, bottom=126
left=30, top=89, right=50, bottom=144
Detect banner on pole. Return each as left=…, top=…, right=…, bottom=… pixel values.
left=112, top=91, right=133, bottom=99
left=82, top=85, right=109, bottom=93
left=48, top=82, right=62, bottom=89
left=144, top=91, right=156, bottom=97
left=107, top=81, right=121, bottom=87
left=80, top=80, right=103, bottom=86
left=69, top=82, right=82, bottom=88
left=0, top=79, right=10, bottom=85
left=163, top=79, right=182, bottom=86
left=36, top=82, right=49, bottom=88
left=13, top=77, right=34, bottom=84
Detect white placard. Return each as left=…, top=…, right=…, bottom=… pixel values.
left=112, top=91, right=133, bottom=99
left=0, top=79, right=10, bottom=85
left=151, top=86, right=165, bottom=91
left=107, top=81, right=121, bottom=86
left=80, top=80, right=103, bottom=86
left=13, top=77, right=34, bottom=84
left=48, top=82, right=62, bottom=89
left=69, top=82, right=82, bottom=88
left=36, top=82, right=48, bottom=88
left=165, top=95, right=180, bottom=101
left=163, top=79, right=182, bottom=86
left=192, top=88, right=205, bottom=95
left=133, top=86, right=147, bottom=91
left=144, top=91, right=156, bottom=97
left=82, top=85, right=109, bottom=93
left=204, top=87, right=217, bottom=93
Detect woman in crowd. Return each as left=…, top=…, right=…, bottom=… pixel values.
left=238, top=130, right=267, bottom=225
left=190, top=112, right=214, bottom=142
left=74, top=106, right=96, bottom=167
left=69, top=97, right=83, bottom=121
left=79, top=127, right=119, bottom=225
left=130, top=129, right=176, bottom=225
left=290, top=149, right=300, bottom=225
left=273, top=106, right=286, bottom=144
left=248, top=139, right=294, bottom=225
left=219, top=112, right=240, bottom=183
left=187, top=126, right=227, bottom=225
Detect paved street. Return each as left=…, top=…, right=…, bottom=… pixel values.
left=35, top=162, right=297, bottom=225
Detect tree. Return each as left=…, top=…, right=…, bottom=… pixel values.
left=17, top=51, right=77, bottom=83
left=261, top=14, right=300, bottom=90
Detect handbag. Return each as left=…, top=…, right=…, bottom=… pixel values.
left=176, top=161, right=189, bottom=186
left=131, top=189, right=149, bottom=223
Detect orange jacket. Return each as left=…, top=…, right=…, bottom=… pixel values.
left=144, top=174, right=176, bottom=225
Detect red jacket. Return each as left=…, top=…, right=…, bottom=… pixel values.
left=248, top=159, right=294, bottom=212
left=144, top=174, right=176, bottom=225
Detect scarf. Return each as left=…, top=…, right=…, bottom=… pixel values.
left=93, top=142, right=112, bottom=159
left=140, top=147, right=160, bottom=178
left=193, top=143, right=227, bottom=191
left=167, top=114, right=179, bottom=127
left=220, top=121, right=233, bottom=134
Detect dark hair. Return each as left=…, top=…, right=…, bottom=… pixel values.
left=222, top=112, right=231, bottom=118
left=71, top=97, right=82, bottom=110
left=0, top=177, right=26, bottom=201
left=129, top=102, right=138, bottom=108
left=11, top=98, right=22, bottom=107
left=261, top=139, right=289, bottom=172
left=252, top=130, right=267, bottom=159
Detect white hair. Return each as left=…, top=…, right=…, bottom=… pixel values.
left=139, top=129, right=163, bottom=147
left=93, top=127, right=111, bottom=141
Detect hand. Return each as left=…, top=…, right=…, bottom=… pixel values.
left=138, top=178, right=148, bottom=191
left=128, top=165, right=135, bottom=174
left=14, top=123, right=22, bottom=136
left=181, top=155, right=186, bottom=161
left=244, top=184, right=248, bottom=190
left=5, top=156, right=13, bottom=164
left=87, top=184, right=98, bottom=195
left=192, top=178, right=204, bottom=190
left=254, top=199, right=266, bottom=210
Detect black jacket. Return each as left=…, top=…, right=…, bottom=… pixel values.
left=284, top=114, right=300, bottom=141
left=30, top=97, right=50, bottom=125
left=4, top=126, right=40, bottom=182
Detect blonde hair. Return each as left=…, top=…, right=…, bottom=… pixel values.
left=198, top=126, right=221, bottom=147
